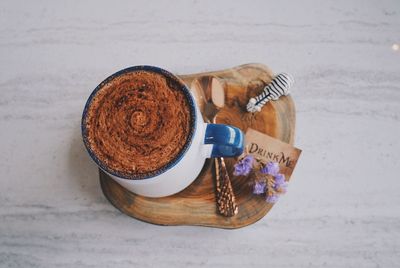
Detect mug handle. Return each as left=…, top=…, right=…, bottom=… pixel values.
left=204, top=124, right=244, bottom=158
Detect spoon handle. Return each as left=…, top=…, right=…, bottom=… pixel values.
left=215, top=157, right=238, bottom=217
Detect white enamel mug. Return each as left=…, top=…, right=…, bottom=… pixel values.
left=82, top=66, right=244, bottom=197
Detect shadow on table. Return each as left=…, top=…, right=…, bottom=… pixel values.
left=67, top=121, right=104, bottom=204
left=66, top=122, right=249, bottom=232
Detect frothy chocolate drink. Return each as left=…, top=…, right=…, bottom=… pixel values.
left=83, top=69, right=194, bottom=179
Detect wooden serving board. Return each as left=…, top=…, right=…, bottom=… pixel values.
left=99, top=63, right=296, bottom=228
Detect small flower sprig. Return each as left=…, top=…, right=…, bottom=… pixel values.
left=233, top=153, right=287, bottom=203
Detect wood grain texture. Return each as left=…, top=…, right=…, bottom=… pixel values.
left=100, top=63, right=296, bottom=228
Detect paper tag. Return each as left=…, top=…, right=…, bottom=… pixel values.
left=245, top=128, right=302, bottom=179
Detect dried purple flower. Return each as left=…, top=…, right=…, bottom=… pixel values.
left=233, top=155, right=254, bottom=176
left=233, top=163, right=251, bottom=176
left=253, top=181, right=266, bottom=195
left=261, top=162, right=288, bottom=203
left=242, top=155, right=254, bottom=166
left=274, top=173, right=285, bottom=187
left=231, top=157, right=289, bottom=204
left=260, top=162, right=279, bottom=176
left=266, top=194, right=279, bottom=203
left=279, top=182, right=288, bottom=193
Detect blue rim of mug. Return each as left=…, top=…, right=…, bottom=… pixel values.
left=81, top=65, right=197, bottom=180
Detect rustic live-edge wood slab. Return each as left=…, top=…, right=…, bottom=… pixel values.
left=99, top=63, right=296, bottom=229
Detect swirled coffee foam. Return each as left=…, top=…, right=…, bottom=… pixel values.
left=83, top=70, right=193, bottom=179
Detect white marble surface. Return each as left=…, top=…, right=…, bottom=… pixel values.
left=1, top=0, right=400, bottom=267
